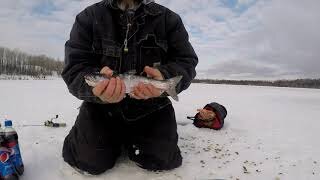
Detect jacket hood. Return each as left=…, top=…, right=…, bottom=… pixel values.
left=106, top=0, right=154, bottom=8
left=105, top=0, right=161, bottom=16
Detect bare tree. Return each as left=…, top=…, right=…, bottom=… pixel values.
left=0, top=46, right=64, bottom=78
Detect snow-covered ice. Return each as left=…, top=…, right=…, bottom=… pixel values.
left=0, top=80, right=320, bottom=180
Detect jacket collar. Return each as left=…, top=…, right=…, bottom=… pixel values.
left=105, top=0, right=162, bottom=16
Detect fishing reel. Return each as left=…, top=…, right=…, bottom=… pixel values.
left=44, top=115, right=66, bottom=127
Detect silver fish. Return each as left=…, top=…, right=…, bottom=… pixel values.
left=84, top=72, right=183, bottom=101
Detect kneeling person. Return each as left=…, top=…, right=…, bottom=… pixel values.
left=61, top=0, right=198, bottom=175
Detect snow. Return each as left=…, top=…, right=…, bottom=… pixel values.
left=0, top=80, right=320, bottom=180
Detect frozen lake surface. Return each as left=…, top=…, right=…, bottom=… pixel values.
left=0, top=80, right=319, bottom=180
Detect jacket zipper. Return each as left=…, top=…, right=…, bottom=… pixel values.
left=119, top=22, right=131, bottom=73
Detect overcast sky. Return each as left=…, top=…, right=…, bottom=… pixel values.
left=0, top=0, right=319, bottom=80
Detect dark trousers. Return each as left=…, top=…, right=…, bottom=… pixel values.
left=62, top=102, right=182, bottom=175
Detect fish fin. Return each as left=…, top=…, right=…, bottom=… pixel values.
left=165, top=75, right=183, bottom=101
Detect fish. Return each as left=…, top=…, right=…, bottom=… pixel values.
left=84, top=72, right=183, bottom=101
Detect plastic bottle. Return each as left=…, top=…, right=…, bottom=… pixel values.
left=0, top=123, right=18, bottom=180
left=4, top=120, right=24, bottom=176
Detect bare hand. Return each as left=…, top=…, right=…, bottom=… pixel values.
left=197, top=109, right=216, bottom=121
left=100, top=66, right=114, bottom=77
left=92, top=66, right=126, bottom=103
left=130, top=66, right=164, bottom=100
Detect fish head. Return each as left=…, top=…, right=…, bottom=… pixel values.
left=84, top=73, right=108, bottom=87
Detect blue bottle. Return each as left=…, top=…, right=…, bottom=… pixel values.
left=0, top=123, right=18, bottom=180
left=4, top=120, right=24, bottom=176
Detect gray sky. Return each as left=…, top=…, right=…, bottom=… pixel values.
left=0, top=0, right=319, bottom=80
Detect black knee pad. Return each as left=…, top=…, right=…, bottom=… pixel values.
left=134, top=153, right=182, bottom=171
left=63, top=142, right=117, bottom=175
left=128, top=144, right=183, bottom=171
left=62, top=129, right=120, bottom=175
left=76, top=160, right=115, bottom=175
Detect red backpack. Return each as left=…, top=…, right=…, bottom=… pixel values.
left=188, top=102, right=227, bottom=130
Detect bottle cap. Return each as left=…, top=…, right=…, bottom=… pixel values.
left=5, top=120, right=12, bottom=127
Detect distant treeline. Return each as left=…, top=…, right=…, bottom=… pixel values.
left=0, top=46, right=63, bottom=77
left=192, top=79, right=320, bottom=89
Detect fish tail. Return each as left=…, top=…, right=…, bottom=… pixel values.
left=165, top=75, right=183, bottom=101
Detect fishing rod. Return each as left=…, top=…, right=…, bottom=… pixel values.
left=22, top=115, right=66, bottom=128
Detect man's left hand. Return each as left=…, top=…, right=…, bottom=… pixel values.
left=130, top=66, right=164, bottom=100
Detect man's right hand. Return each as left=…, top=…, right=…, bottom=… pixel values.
left=92, top=66, right=126, bottom=103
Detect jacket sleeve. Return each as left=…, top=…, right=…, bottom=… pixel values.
left=157, top=10, right=198, bottom=94
left=61, top=8, right=103, bottom=103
